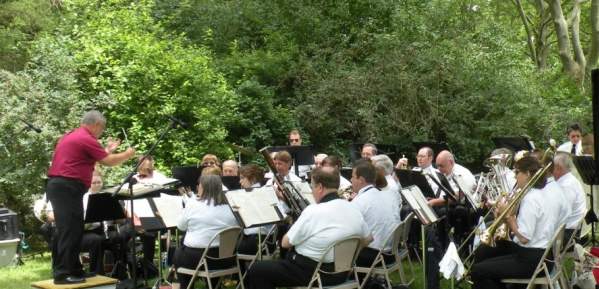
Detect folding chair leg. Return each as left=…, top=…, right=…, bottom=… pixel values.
left=397, top=261, right=406, bottom=284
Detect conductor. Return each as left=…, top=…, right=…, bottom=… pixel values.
left=46, top=110, right=135, bottom=284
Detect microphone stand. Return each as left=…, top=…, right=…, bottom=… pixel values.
left=112, top=118, right=183, bottom=289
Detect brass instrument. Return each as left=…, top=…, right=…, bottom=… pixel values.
left=260, top=147, right=311, bottom=220
left=480, top=142, right=555, bottom=247
left=337, top=186, right=353, bottom=200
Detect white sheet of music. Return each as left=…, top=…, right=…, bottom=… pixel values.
left=129, top=199, right=154, bottom=218
left=153, top=193, right=184, bottom=228
left=401, top=186, right=438, bottom=225
left=226, top=187, right=282, bottom=228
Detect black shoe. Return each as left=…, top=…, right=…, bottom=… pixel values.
left=54, top=276, right=86, bottom=284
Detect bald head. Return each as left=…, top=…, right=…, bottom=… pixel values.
left=222, top=160, right=239, bottom=176
left=435, top=150, right=454, bottom=175
left=311, top=166, right=340, bottom=190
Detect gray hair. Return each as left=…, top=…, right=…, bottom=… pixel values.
left=371, top=154, right=394, bottom=175
left=553, top=152, right=573, bottom=172
left=198, top=174, right=226, bottom=206
left=81, top=110, right=106, bottom=125
left=363, top=143, right=378, bottom=155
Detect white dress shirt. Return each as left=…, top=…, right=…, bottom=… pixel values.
left=383, top=175, right=402, bottom=211
left=178, top=199, right=239, bottom=248
left=352, top=184, right=401, bottom=251
left=557, top=140, right=583, bottom=156
left=514, top=181, right=570, bottom=248
left=287, top=196, right=370, bottom=262
left=557, top=172, right=587, bottom=229
left=421, top=165, right=441, bottom=197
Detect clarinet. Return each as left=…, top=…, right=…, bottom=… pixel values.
left=260, top=147, right=310, bottom=220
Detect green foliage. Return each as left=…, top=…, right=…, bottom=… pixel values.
left=0, top=0, right=58, bottom=72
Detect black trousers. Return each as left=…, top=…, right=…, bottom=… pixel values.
left=471, top=240, right=546, bottom=289
left=46, top=177, right=87, bottom=280
left=238, top=233, right=276, bottom=255
left=80, top=228, right=105, bottom=275
left=245, top=251, right=347, bottom=289
left=173, top=245, right=234, bottom=289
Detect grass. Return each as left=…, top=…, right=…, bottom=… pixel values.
left=0, top=252, right=471, bottom=289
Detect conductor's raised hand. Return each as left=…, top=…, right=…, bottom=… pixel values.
left=105, top=137, right=122, bottom=153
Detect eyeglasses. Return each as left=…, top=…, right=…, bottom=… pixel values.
left=202, top=161, right=216, bottom=166
left=289, top=138, right=300, bottom=143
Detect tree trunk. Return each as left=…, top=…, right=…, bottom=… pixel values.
left=589, top=0, right=599, bottom=68
left=548, top=0, right=582, bottom=79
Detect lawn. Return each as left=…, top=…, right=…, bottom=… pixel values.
left=0, top=252, right=467, bottom=289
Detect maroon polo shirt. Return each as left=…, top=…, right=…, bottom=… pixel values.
left=48, top=126, right=108, bottom=188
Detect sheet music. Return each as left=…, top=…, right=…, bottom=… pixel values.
left=401, top=186, right=438, bottom=225
left=153, top=193, right=184, bottom=228
left=108, top=183, right=163, bottom=197
left=128, top=199, right=154, bottom=218
left=226, top=187, right=282, bottom=228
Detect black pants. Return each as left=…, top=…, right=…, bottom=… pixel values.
left=46, top=177, right=87, bottom=280
left=471, top=240, right=546, bottom=289
left=238, top=234, right=276, bottom=255
left=245, top=251, right=347, bottom=289
left=173, top=245, right=234, bottom=289
left=80, top=228, right=105, bottom=275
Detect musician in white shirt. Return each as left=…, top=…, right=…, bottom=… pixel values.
left=370, top=154, right=402, bottom=212
left=222, top=160, right=239, bottom=177
left=321, top=155, right=351, bottom=190
left=361, top=143, right=377, bottom=159
left=471, top=156, right=569, bottom=289
left=557, top=123, right=583, bottom=156
left=553, top=152, right=586, bottom=235
left=133, top=155, right=169, bottom=184
left=288, top=129, right=311, bottom=178
left=245, top=167, right=372, bottom=289
left=173, top=174, right=239, bottom=289
left=236, top=164, right=275, bottom=255
left=350, top=160, right=401, bottom=274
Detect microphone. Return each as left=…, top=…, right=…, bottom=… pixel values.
left=20, top=119, right=42, bottom=133
left=168, top=116, right=189, bottom=129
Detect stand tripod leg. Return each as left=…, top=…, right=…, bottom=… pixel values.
left=422, top=224, right=426, bottom=289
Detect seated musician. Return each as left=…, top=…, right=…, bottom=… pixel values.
left=244, top=167, right=372, bottom=289
left=201, top=154, right=221, bottom=168
left=361, top=143, right=377, bottom=159
left=288, top=129, right=311, bottom=179
left=553, top=152, right=586, bottom=241
left=173, top=174, right=239, bottom=289
left=34, top=172, right=107, bottom=276
left=133, top=155, right=168, bottom=184
left=321, top=155, right=351, bottom=191
left=370, top=155, right=402, bottom=208
left=471, top=156, right=570, bottom=289
left=557, top=123, right=583, bottom=156
left=222, top=160, right=239, bottom=176
left=350, top=160, right=401, bottom=273
left=313, top=153, right=328, bottom=169
left=266, top=150, right=302, bottom=185
left=435, top=150, right=476, bottom=245
left=236, top=164, right=276, bottom=256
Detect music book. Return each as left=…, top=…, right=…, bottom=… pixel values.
left=225, top=186, right=284, bottom=228
left=106, top=183, right=165, bottom=198
left=401, top=185, right=439, bottom=225
left=395, top=169, right=436, bottom=198
left=152, top=193, right=184, bottom=228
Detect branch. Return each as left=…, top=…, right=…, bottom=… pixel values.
left=571, top=0, right=586, bottom=68
left=589, top=0, right=599, bottom=67
left=514, top=0, right=539, bottom=66
left=548, top=0, right=579, bottom=74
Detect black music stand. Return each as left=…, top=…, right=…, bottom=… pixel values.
left=573, top=156, right=599, bottom=244
left=85, top=194, right=126, bottom=223
left=171, top=166, right=202, bottom=191
left=492, top=136, right=534, bottom=153
left=395, top=169, right=436, bottom=199
left=268, top=145, right=315, bottom=177
left=222, top=176, right=241, bottom=191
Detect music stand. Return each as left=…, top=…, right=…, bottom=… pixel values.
left=222, top=176, right=241, bottom=191
left=268, top=145, right=315, bottom=177
left=85, top=194, right=126, bottom=223
left=171, top=166, right=202, bottom=190
left=395, top=169, right=436, bottom=199
left=492, top=136, right=534, bottom=153
left=573, top=156, right=599, bottom=244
